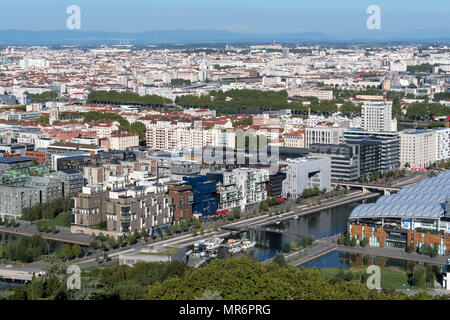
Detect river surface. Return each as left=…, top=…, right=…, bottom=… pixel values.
left=219, top=198, right=375, bottom=262
left=0, top=231, right=64, bottom=254
left=300, top=250, right=444, bottom=273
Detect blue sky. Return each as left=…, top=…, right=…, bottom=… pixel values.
left=1, top=0, right=449, bottom=37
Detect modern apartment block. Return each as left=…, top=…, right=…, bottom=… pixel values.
left=435, top=128, right=450, bottom=161
left=166, top=182, right=193, bottom=222
left=361, top=103, right=396, bottom=132
left=0, top=186, right=40, bottom=219
left=182, top=175, right=218, bottom=217
left=309, top=144, right=360, bottom=181
left=305, top=127, right=345, bottom=148
left=233, top=168, right=269, bottom=211
left=400, top=130, right=437, bottom=169
left=105, top=185, right=173, bottom=234
left=48, top=170, right=85, bottom=198
left=281, top=156, right=331, bottom=199
left=344, top=129, right=400, bottom=172
left=207, top=171, right=242, bottom=211
left=24, top=176, right=64, bottom=203
left=348, top=139, right=382, bottom=179
left=72, top=185, right=109, bottom=227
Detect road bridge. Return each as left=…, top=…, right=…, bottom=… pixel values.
left=332, top=181, right=401, bottom=195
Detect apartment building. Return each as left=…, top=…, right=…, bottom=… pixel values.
left=233, top=168, right=269, bottom=211
left=0, top=186, right=40, bottom=219
left=109, top=132, right=139, bottom=150
left=105, top=185, right=173, bottom=234
left=71, top=185, right=108, bottom=227
left=166, top=182, right=193, bottom=222
left=400, top=130, right=437, bottom=169
left=344, top=129, right=400, bottom=173
left=91, top=122, right=120, bottom=139
left=305, top=127, right=345, bottom=148
left=436, top=128, right=450, bottom=161
left=146, top=126, right=235, bottom=151
left=284, top=130, right=305, bottom=148
left=309, top=144, right=360, bottom=181
left=361, top=103, right=396, bottom=132
left=207, top=171, right=242, bottom=211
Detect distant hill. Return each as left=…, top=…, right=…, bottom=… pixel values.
left=0, top=29, right=448, bottom=45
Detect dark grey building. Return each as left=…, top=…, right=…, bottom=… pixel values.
left=0, top=94, right=17, bottom=105
left=309, top=144, right=360, bottom=181
left=346, top=139, right=382, bottom=180
left=344, top=129, right=400, bottom=173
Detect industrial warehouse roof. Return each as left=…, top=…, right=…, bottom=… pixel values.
left=349, top=203, right=444, bottom=220
left=349, top=171, right=450, bottom=221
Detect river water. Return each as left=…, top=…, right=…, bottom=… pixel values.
left=220, top=199, right=373, bottom=262
left=0, top=232, right=64, bottom=254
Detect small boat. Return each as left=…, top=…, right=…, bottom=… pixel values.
left=230, top=246, right=242, bottom=254
left=241, top=240, right=256, bottom=250
left=227, top=239, right=242, bottom=248
left=205, top=237, right=224, bottom=250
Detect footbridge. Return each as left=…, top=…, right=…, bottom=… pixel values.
left=332, top=181, right=401, bottom=195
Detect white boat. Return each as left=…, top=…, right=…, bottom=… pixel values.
left=227, top=239, right=242, bottom=248
left=205, top=237, right=224, bottom=250
left=241, top=240, right=256, bottom=250
left=230, top=246, right=242, bottom=254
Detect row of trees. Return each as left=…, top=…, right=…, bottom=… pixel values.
left=0, top=235, right=47, bottom=263
left=87, top=90, right=172, bottom=106
left=21, top=197, right=72, bottom=221
left=3, top=256, right=445, bottom=300
left=175, top=89, right=291, bottom=115
left=83, top=111, right=147, bottom=142
left=24, top=91, right=58, bottom=103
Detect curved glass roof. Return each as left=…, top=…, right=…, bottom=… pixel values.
left=349, top=203, right=444, bottom=220
left=376, top=192, right=450, bottom=206
left=349, top=171, right=450, bottom=220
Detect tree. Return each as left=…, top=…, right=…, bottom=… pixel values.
left=61, top=244, right=73, bottom=260
left=72, top=244, right=81, bottom=258
left=272, top=253, right=288, bottom=268
left=282, top=243, right=292, bottom=253
left=360, top=237, right=369, bottom=247
left=89, top=240, right=99, bottom=250
left=107, top=238, right=117, bottom=250
left=410, top=266, right=426, bottom=288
